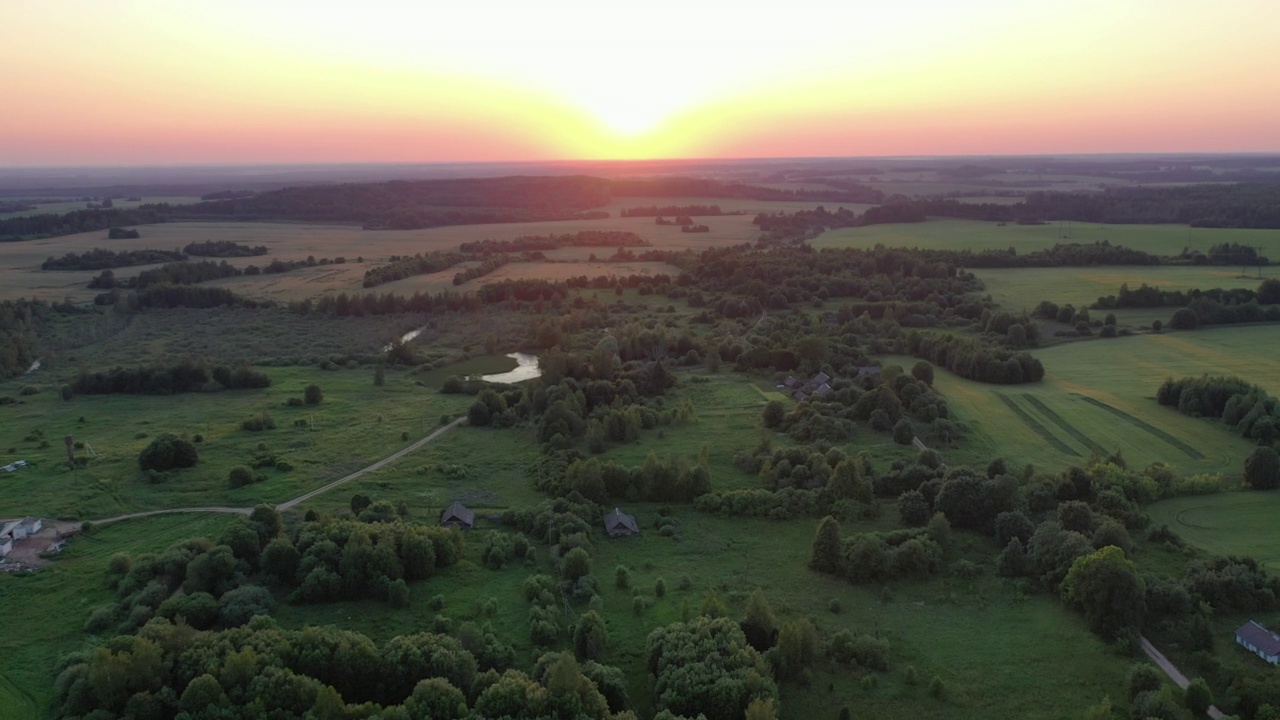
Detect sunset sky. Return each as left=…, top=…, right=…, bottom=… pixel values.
left=3, top=0, right=1279, bottom=165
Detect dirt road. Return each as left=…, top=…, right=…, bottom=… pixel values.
left=34, top=416, right=466, bottom=530
left=1139, top=635, right=1225, bottom=720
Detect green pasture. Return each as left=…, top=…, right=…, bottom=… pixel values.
left=889, top=327, right=1272, bottom=475
left=0, top=364, right=478, bottom=520
left=976, top=265, right=1276, bottom=316
left=1147, top=492, right=1280, bottom=570
left=1041, top=325, right=1280, bottom=397
left=812, top=218, right=1280, bottom=258
left=0, top=513, right=235, bottom=717
left=289, top=424, right=546, bottom=519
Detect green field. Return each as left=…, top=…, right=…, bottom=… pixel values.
left=1147, top=492, right=1280, bottom=570
left=976, top=265, right=1275, bottom=317
left=890, top=325, right=1276, bottom=475
left=812, top=218, right=1280, bottom=257
left=0, top=513, right=236, bottom=717
left=0, top=364, right=478, bottom=519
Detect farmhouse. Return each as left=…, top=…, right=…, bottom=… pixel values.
left=604, top=507, right=639, bottom=537
left=440, top=502, right=475, bottom=530
left=0, top=535, right=11, bottom=558
left=1236, top=621, right=1280, bottom=664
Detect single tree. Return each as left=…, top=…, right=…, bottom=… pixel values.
left=1063, top=546, right=1147, bottom=640
left=1244, top=446, right=1280, bottom=490
left=810, top=516, right=842, bottom=573
left=740, top=588, right=778, bottom=651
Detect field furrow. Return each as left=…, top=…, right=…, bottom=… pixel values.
left=1021, top=394, right=1108, bottom=455
left=1073, top=395, right=1205, bottom=459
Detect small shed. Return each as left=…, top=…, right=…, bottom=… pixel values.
left=1237, top=621, right=1280, bottom=664
left=604, top=508, right=640, bottom=538
left=856, top=366, right=882, bottom=378
left=782, top=376, right=801, bottom=389
left=792, top=390, right=808, bottom=402
left=440, top=502, right=475, bottom=530
left=11, top=517, right=40, bottom=540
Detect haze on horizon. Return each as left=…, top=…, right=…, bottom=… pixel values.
left=4, top=0, right=1279, bottom=167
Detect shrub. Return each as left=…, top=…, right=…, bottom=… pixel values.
left=137, top=433, right=199, bottom=472
left=304, top=384, right=323, bottom=405
left=241, top=412, right=276, bottom=432
left=615, top=565, right=630, bottom=590
left=388, top=579, right=410, bottom=608
left=228, top=466, right=254, bottom=488
left=655, top=577, right=667, bottom=598
left=929, top=675, right=946, bottom=699
left=1170, top=308, right=1199, bottom=330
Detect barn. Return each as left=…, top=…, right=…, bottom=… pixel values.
left=604, top=508, right=639, bottom=538
left=440, top=502, right=475, bottom=530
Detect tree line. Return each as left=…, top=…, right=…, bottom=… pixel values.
left=459, top=231, right=648, bottom=255
left=70, top=360, right=272, bottom=396
left=620, top=204, right=723, bottom=217
left=41, top=247, right=187, bottom=271
left=183, top=240, right=269, bottom=257
left=1157, top=375, right=1280, bottom=447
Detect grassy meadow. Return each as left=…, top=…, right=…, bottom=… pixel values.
left=0, top=364, right=479, bottom=520
left=976, top=265, right=1276, bottom=318
left=1147, top=492, right=1280, bottom=570
left=890, top=325, right=1278, bottom=476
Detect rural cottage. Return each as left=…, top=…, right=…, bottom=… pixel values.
left=1236, top=621, right=1280, bottom=664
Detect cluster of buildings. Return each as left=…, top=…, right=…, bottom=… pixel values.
left=0, top=517, right=43, bottom=558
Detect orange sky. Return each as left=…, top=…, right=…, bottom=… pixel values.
left=2, top=0, right=1278, bottom=165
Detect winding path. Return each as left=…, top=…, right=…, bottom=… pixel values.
left=47, top=417, right=467, bottom=530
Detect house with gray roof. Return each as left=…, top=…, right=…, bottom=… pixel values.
left=604, top=508, right=639, bottom=538
left=440, top=502, right=475, bottom=530
left=1237, top=620, right=1280, bottom=664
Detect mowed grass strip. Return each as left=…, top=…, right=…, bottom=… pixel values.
left=1072, top=395, right=1204, bottom=459
left=1020, top=394, right=1107, bottom=455
left=994, top=393, right=1079, bottom=456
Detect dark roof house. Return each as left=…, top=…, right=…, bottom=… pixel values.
left=1237, top=621, right=1280, bottom=664
left=809, top=372, right=831, bottom=386
left=604, top=507, right=640, bottom=537
left=440, top=502, right=475, bottom=530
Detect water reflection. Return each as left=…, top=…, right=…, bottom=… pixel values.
left=481, top=353, right=541, bottom=384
